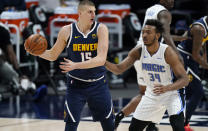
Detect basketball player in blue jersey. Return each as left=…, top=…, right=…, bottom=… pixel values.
left=177, top=16, right=208, bottom=131
left=106, top=19, right=189, bottom=131
left=26, top=0, right=114, bottom=131
left=114, top=0, right=186, bottom=130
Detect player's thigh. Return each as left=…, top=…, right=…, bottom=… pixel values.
left=64, top=89, right=87, bottom=123
left=133, top=95, right=166, bottom=123
left=87, top=82, right=113, bottom=121
left=185, top=77, right=204, bottom=99
left=166, top=93, right=185, bottom=116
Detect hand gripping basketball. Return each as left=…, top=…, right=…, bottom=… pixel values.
left=24, top=34, right=47, bottom=56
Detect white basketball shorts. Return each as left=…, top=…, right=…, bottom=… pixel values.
left=133, top=92, right=185, bottom=123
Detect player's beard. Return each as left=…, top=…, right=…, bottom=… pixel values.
left=144, top=36, right=157, bottom=47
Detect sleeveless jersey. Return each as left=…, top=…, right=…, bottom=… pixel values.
left=178, top=16, right=208, bottom=55
left=140, top=43, right=176, bottom=97
left=66, top=21, right=106, bottom=80
left=139, top=4, right=167, bottom=41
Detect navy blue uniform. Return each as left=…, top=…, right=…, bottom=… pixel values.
left=67, top=22, right=106, bottom=79
left=64, top=22, right=114, bottom=131
left=177, top=16, right=208, bottom=125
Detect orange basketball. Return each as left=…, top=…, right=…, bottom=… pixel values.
left=24, top=34, right=47, bottom=55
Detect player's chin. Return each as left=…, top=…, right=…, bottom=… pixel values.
left=143, top=42, right=149, bottom=46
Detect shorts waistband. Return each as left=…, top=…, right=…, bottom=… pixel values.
left=68, top=73, right=104, bottom=82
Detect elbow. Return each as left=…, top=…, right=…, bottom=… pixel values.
left=40, top=50, right=59, bottom=62
left=52, top=57, right=58, bottom=62
left=98, top=57, right=106, bottom=66
left=49, top=52, right=59, bottom=61
left=113, top=67, right=124, bottom=75
left=49, top=59, right=56, bottom=62
left=114, top=71, right=122, bottom=75
left=48, top=56, right=58, bottom=62
left=100, top=60, right=106, bottom=66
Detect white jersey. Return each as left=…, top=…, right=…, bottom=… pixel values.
left=139, top=4, right=167, bottom=41
left=140, top=43, right=177, bottom=97
left=135, top=4, right=168, bottom=86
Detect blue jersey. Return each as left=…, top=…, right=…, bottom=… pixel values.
left=178, top=16, right=208, bottom=55
left=66, top=21, right=106, bottom=80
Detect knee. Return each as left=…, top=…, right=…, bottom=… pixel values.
left=100, top=114, right=114, bottom=131
left=169, top=112, right=185, bottom=131
left=129, top=124, right=134, bottom=131
left=129, top=118, right=149, bottom=131
left=129, top=118, right=138, bottom=131
left=65, top=122, right=79, bottom=131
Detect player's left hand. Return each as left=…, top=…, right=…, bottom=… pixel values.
left=153, top=84, right=168, bottom=95
left=59, top=58, right=76, bottom=73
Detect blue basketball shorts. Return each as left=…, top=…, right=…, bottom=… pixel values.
left=64, top=76, right=113, bottom=123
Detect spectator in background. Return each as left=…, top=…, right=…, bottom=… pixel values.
left=174, top=20, right=188, bottom=36
left=0, top=23, right=41, bottom=99
left=0, top=23, right=22, bottom=90
left=0, top=0, right=26, bottom=13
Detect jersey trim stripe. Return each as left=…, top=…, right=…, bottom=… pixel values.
left=186, top=67, right=201, bottom=81
left=193, top=22, right=207, bottom=37
left=75, top=21, right=97, bottom=38
left=65, top=100, right=76, bottom=122
left=105, top=101, right=113, bottom=119
left=177, top=93, right=185, bottom=114
left=203, top=16, right=208, bottom=36
left=67, top=24, right=73, bottom=48
left=177, top=46, right=192, bottom=56
left=96, top=23, right=101, bottom=33
left=68, top=73, right=104, bottom=82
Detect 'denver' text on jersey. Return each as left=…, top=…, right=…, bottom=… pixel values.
left=66, top=21, right=106, bottom=80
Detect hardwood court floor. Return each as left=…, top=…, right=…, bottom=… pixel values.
left=0, top=118, right=207, bottom=131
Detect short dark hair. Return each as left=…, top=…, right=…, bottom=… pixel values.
left=145, top=19, right=164, bottom=34
left=78, top=0, right=95, bottom=10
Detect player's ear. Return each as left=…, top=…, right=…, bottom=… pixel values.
left=156, top=32, right=161, bottom=40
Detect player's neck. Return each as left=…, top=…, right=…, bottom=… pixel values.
left=158, top=2, right=164, bottom=7
left=146, top=42, right=160, bottom=56
left=158, top=2, right=169, bottom=10
left=77, top=21, right=92, bottom=34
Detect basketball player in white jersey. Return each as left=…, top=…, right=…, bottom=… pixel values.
left=106, top=19, right=189, bottom=131
left=114, top=0, right=185, bottom=130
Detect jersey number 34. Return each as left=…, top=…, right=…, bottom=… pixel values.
left=148, top=73, right=161, bottom=82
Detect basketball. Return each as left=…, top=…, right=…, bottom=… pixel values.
left=24, top=34, right=47, bottom=55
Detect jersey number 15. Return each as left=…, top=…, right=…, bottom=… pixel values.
left=81, top=52, right=92, bottom=61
